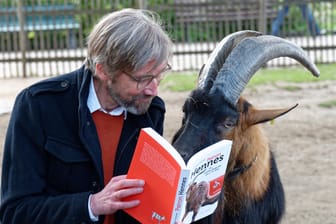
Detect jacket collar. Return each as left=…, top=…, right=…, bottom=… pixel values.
left=87, top=76, right=127, bottom=118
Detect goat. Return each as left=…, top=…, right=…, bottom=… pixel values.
left=172, top=30, right=320, bottom=224
left=182, top=181, right=220, bottom=222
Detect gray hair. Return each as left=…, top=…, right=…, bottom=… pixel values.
left=85, top=8, right=173, bottom=75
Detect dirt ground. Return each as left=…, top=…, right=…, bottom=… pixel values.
left=0, top=78, right=335, bottom=223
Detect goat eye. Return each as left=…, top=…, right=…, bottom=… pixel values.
left=223, top=119, right=236, bottom=128
left=216, top=118, right=237, bottom=134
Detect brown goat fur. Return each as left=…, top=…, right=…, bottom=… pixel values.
left=221, top=97, right=295, bottom=213
left=228, top=98, right=272, bottom=200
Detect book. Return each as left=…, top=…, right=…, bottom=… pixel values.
left=124, top=127, right=232, bottom=224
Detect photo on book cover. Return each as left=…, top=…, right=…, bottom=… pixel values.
left=180, top=152, right=225, bottom=223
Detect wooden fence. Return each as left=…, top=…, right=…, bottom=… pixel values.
left=1, top=0, right=336, bottom=78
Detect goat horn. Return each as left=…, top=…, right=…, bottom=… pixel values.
left=209, top=35, right=320, bottom=106
left=198, top=30, right=262, bottom=91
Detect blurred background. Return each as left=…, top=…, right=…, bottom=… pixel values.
left=0, top=0, right=335, bottom=77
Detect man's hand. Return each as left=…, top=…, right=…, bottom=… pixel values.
left=90, top=175, right=144, bottom=216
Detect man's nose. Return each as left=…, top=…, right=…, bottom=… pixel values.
left=143, top=79, right=159, bottom=96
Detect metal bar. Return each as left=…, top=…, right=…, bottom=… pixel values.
left=17, top=0, right=27, bottom=77
left=259, top=0, right=267, bottom=33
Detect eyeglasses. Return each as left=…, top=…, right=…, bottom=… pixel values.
left=122, top=64, right=171, bottom=90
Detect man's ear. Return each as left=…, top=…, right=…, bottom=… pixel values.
left=95, top=63, right=109, bottom=81
left=95, top=63, right=104, bottom=77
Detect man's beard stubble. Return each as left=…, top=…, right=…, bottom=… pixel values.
left=107, top=84, right=153, bottom=115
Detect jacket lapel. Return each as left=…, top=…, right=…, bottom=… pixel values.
left=77, top=67, right=104, bottom=184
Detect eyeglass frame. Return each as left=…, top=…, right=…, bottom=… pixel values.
left=122, top=64, right=171, bottom=90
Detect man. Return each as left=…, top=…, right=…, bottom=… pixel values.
left=271, top=1, right=320, bottom=37
left=0, top=8, right=173, bottom=223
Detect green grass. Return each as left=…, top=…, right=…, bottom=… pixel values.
left=160, top=71, right=198, bottom=92
left=248, top=64, right=336, bottom=87
left=160, top=63, right=336, bottom=92
left=318, top=100, right=336, bottom=108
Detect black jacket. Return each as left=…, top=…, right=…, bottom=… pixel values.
left=0, top=66, right=166, bottom=223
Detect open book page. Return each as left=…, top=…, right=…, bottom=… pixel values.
left=124, top=128, right=189, bottom=224
left=179, top=140, right=232, bottom=223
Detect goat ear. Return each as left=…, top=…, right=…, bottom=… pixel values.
left=247, top=104, right=298, bottom=125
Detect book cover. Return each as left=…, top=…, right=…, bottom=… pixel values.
left=124, top=127, right=232, bottom=224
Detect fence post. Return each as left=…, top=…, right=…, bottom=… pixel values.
left=16, top=0, right=27, bottom=78
left=258, top=0, right=267, bottom=34
left=138, top=0, right=147, bottom=9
